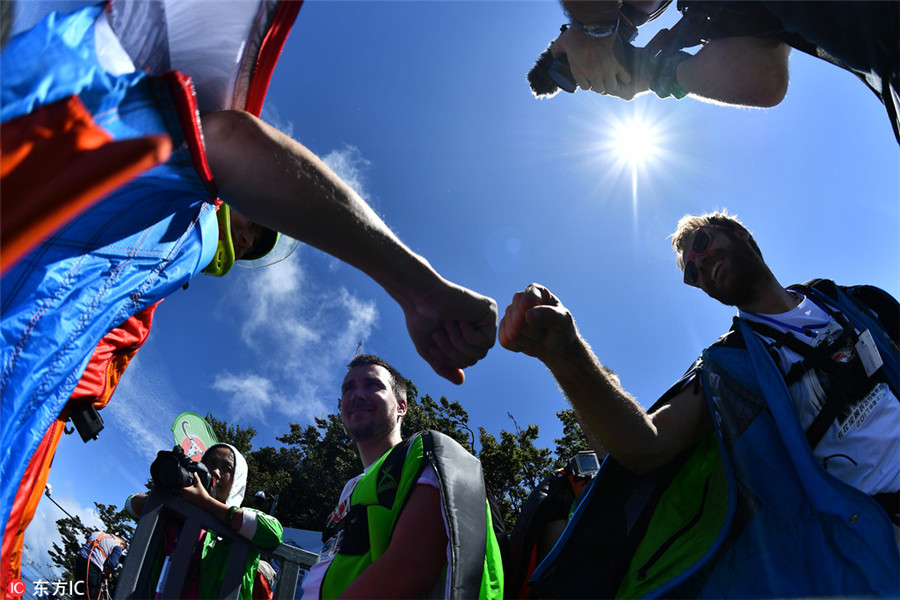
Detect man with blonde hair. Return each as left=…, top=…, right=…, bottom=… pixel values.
left=499, top=210, right=899, bottom=597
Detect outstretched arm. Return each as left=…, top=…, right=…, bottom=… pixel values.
left=594, top=31, right=790, bottom=106
left=551, top=0, right=790, bottom=106
left=201, top=111, right=497, bottom=384
left=674, top=36, right=790, bottom=107
left=499, top=283, right=710, bottom=474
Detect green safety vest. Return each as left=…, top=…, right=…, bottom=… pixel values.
left=320, top=430, right=504, bottom=599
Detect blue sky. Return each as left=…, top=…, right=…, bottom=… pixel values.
left=19, top=0, right=899, bottom=584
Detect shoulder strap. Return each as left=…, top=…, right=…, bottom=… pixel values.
left=90, top=533, right=111, bottom=561
left=422, top=430, right=489, bottom=600
left=741, top=316, right=856, bottom=386
left=376, top=434, right=417, bottom=509
left=801, top=279, right=900, bottom=347
left=745, top=281, right=892, bottom=449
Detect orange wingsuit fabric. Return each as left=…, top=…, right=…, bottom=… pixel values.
left=0, top=303, right=158, bottom=596
left=0, top=95, right=171, bottom=275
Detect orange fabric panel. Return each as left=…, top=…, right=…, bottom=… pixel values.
left=70, top=302, right=162, bottom=410
left=1, top=302, right=161, bottom=591
left=0, top=95, right=171, bottom=275
left=1, top=419, right=66, bottom=596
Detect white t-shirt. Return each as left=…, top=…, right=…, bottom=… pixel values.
left=739, top=292, right=900, bottom=495
left=300, top=462, right=447, bottom=599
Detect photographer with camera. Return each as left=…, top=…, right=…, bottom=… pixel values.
left=529, top=1, right=899, bottom=145
left=126, top=443, right=282, bottom=600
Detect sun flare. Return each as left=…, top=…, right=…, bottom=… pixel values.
left=610, top=114, right=662, bottom=168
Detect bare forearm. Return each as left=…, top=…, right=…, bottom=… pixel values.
left=676, top=37, right=790, bottom=107
left=541, top=337, right=667, bottom=473
left=202, top=111, right=442, bottom=300
left=500, top=284, right=708, bottom=471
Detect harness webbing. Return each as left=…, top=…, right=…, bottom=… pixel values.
left=740, top=287, right=890, bottom=450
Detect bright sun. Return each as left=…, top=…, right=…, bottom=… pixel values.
left=582, top=104, right=671, bottom=224
left=610, top=114, right=662, bottom=168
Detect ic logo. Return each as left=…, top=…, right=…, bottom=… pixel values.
left=7, top=578, right=26, bottom=597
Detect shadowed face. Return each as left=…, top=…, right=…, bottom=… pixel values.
left=229, top=210, right=264, bottom=260
left=684, top=226, right=768, bottom=307
left=340, top=364, right=407, bottom=443
left=203, top=446, right=235, bottom=503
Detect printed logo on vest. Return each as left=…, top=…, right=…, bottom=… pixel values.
left=377, top=467, right=398, bottom=496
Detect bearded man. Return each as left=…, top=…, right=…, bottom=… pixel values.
left=499, top=210, right=900, bottom=597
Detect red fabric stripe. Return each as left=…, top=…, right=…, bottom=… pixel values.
left=161, top=71, right=219, bottom=202
left=244, top=1, right=303, bottom=116
left=70, top=302, right=160, bottom=408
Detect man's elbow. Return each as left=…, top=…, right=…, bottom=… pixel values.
left=200, top=109, right=259, bottom=182
left=742, top=41, right=791, bottom=108
left=746, top=70, right=789, bottom=108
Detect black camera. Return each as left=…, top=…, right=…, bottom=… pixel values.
left=150, top=445, right=215, bottom=495
left=566, top=451, right=601, bottom=479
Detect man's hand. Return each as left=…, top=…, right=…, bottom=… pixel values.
left=604, top=44, right=653, bottom=100
left=399, top=279, right=498, bottom=385
left=551, top=26, right=631, bottom=94
left=202, top=111, right=498, bottom=385
left=499, top=283, right=578, bottom=362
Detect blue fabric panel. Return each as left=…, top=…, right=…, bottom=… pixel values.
left=696, top=321, right=900, bottom=597
left=0, top=5, right=217, bottom=542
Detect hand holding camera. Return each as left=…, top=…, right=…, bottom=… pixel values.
left=150, top=445, right=216, bottom=497
left=527, top=25, right=643, bottom=99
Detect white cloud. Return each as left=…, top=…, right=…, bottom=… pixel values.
left=321, top=145, right=371, bottom=201
left=104, top=355, right=174, bottom=464
left=216, top=253, right=378, bottom=425
left=207, top=142, right=382, bottom=427
left=211, top=373, right=276, bottom=422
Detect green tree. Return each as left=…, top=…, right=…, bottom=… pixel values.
left=205, top=413, right=257, bottom=455
left=478, top=415, right=554, bottom=532
left=47, top=514, right=88, bottom=581
left=401, top=381, right=475, bottom=452
left=553, top=408, right=590, bottom=466
left=267, top=414, right=359, bottom=530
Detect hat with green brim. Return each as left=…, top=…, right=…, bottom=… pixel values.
left=240, top=226, right=279, bottom=261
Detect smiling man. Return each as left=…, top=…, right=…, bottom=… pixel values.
left=499, top=210, right=900, bottom=596
left=301, top=354, right=503, bottom=599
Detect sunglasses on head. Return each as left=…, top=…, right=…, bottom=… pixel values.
left=683, top=225, right=727, bottom=287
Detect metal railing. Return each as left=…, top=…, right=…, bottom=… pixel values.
left=115, top=490, right=318, bottom=599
